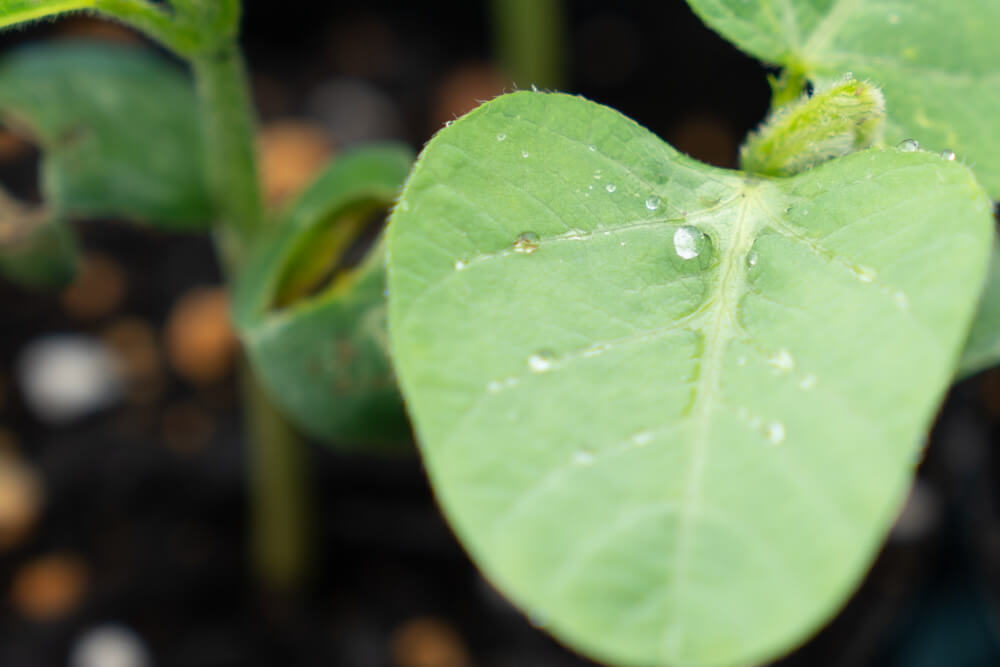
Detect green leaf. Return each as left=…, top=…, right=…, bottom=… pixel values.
left=386, top=92, right=993, bottom=666
left=685, top=0, right=1000, bottom=198
left=0, top=41, right=212, bottom=229
left=234, top=144, right=414, bottom=448
left=958, top=234, right=1000, bottom=378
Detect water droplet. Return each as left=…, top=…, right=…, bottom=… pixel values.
left=765, top=422, right=786, bottom=445
left=496, top=132, right=506, bottom=142
left=527, top=350, right=555, bottom=372
left=588, top=144, right=596, bottom=152
left=531, top=84, right=539, bottom=92
left=798, top=374, right=816, bottom=390
left=940, top=149, right=956, bottom=161
left=645, top=196, right=660, bottom=211
left=573, top=450, right=595, bottom=465
left=605, top=183, right=616, bottom=193
left=444, top=120, right=454, bottom=127
left=673, top=226, right=702, bottom=260
left=513, top=231, right=540, bottom=254
left=747, top=251, right=759, bottom=268
left=851, top=265, right=877, bottom=283
left=894, top=291, right=909, bottom=310
left=454, top=258, right=468, bottom=271
left=632, top=431, right=653, bottom=446
left=897, top=138, right=921, bottom=152
left=521, top=150, right=530, bottom=158
left=593, top=170, right=601, bottom=180
left=768, top=349, right=795, bottom=373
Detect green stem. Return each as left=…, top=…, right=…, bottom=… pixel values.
left=189, top=41, right=310, bottom=591
left=491, top=0, right=566, bottom=90
left=242, top=359, right=311, bottom=592
left=190, top=45, right=262, bottom=269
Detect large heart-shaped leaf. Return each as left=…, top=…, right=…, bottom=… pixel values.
left=685, top=0, right=1000, bottom=198
left=386, top=92, right=992, bottom=666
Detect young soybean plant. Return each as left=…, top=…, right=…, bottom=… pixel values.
left=386, top=1, right=1000, bottom=665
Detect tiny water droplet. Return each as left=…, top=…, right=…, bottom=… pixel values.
left=852, top=265, right=877, bottom=283
left=736, top=356, right=747, bottom=366
left=768, top=349, right=795, bottom=373
left=605, top=183, right=616, bottom=193
left=588, top=144, right=596, bottom=152
left=573, top=450, right=595, bottom=465
left=632, top=431, right=653, bottom=446
left=496, top=132, right=506, bottom=142
left=673, top=226, right=702, bottom=260
left=799, top=374, right=816, bottom=390
left=531, top=84, right=539, bottom=92
left=765, top=422, right=786, bottom=445
left=593, top=170, right=601, bottom=180
left=940, top=149, right=956, bottom=161
left=897, top=138, right=921, bottom=152
left=521, top=150, right=530, bottom=158
left=894, top=291, right=909, bottom=310
left=747, top=251, right=759, bottom=268
left=645, top=196, right=660, bottom=211
left=528, top=350, right=555, bottom=372
left=444, top=120, right=453, bottom=127
left=454, top=258, right=468, bottom=271
left=513, top=231, right=540, bottom=254
left=487, top=380, right=503, bottom=393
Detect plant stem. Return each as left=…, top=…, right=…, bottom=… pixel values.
left=190, top=45, right=262, bottom=269
left=491, top=0, right=566, bottom=90
left=242, top=359, right=311, bottom=592
left=189, top=43, right=311, bottom=592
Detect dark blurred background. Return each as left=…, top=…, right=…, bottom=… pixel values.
left=0, top=1, right=998, bottom=666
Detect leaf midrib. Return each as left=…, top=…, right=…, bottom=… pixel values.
left=663, top=186, right=762, bottom=660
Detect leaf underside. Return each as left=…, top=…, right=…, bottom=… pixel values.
left=387, top=92, right=992, bottom=666
left=686, top=0, right=1000, bottom=199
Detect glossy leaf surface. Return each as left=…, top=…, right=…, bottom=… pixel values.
left=686, top=0, right=1000, bottom=198
left=386, top=92, right=993, bottom=666
left=234, top=145, right=414, bottom=448
left=0, top=42, right=211, bottom=229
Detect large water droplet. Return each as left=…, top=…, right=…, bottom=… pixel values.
left=645, top=196, right=660, bottom=211
left=673, top=226, right=702, bottom=260
left=765, top=422, right=786, bottom=445
left=605, top=183, right=617, bottom=193
left=513, top=231, right=540, bottom=254
left=527, top=350, right=555, bottom=372
left=897, top=138, right=921, bottom=152
left=940, top=149, right=956, bottom=161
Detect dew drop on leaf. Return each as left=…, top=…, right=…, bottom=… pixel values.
left=605, top=183, right=616, bottom=193
left=747, top=251, right=759, bottom=268
left=513, top=231, right=540, bottom=254
left=527, top=350, right=555, bottom=372
left=940, top=149, right=956, bottom=161
left=645, top=196, right=660, bottom=211
left=673, top=226, right=702, bottom=260
left=897, top=138, right=921, bottom=152
left=454, top=258, right=468, bottom=271
left=768, top=348, right=795, bottom=373
left=799, top=374, right=817, bottom=390
left=765, top=422, right=786, bottom=445
left=496, top=132, right=506, bottom=142
left=521, top=150, right=530, bottom=158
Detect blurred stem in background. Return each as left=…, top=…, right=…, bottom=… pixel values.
left=491, top=0, right=567, bottom=90
left=188, top=20, right=311, bottom=593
